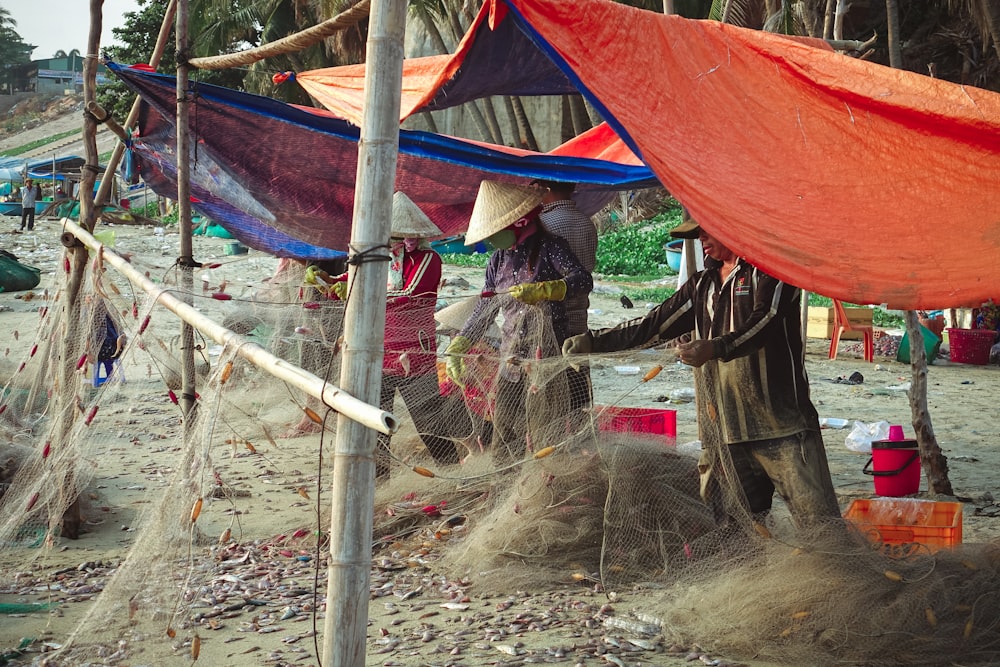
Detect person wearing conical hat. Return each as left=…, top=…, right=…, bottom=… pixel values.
left=444, top=180, right=593, bottom=465
left=295, top=194, right=469, bottom=474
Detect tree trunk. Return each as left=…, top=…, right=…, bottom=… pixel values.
left=560, top=95, right=575, bottom=145
left=481, top=95, right=505, bottom=145
left=834, top=0, right=849, bottom=40
left=903, top=311, right=954, bottom=494
left=885, top=0, right=902, bottom=68
left=568, top=94, right=593, bottom=136
left=418, top=111, right=439, bottom=133
left=501, top=96, right=523, bottom=147
left=440, top=3, right=501, bottom=143
left=416, top=4, right=450, bottom=53
left=823, top=0, right=835, bottom=39
left=511, top=96, right=539, bottom=151
left=977, top=0, right=1000, bottom=61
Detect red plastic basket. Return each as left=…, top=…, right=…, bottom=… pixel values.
left=594, top=405, right=677, bottom=443
left=947, top=328, right=996, bottom=365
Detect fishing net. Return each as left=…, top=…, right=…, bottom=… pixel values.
left=1, top=240, right=999, bottom=666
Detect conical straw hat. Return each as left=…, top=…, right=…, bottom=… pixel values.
left=464, top=180, right=543, bottom=246
left=391, top=192, right=442, bottom=238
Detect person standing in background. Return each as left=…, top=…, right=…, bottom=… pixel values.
left=20, top=178, right=37, bottom=231
left=533, top=180, right=598, bottom=413
left=298, top=193, right=464, bottom=476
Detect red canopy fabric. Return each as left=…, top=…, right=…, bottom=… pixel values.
left=499, top=0, right=1000, bottom=308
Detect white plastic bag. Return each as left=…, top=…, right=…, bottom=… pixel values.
left=845, top=420, right=890, bottom=453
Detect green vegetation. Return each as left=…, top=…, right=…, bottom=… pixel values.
left=439, top=253, right=490, bottom=268
left=594, top=206, right=683, bottom=276
left=0, top=129, right=78, bottom=157
left=620, top=286, right=675, bottom=304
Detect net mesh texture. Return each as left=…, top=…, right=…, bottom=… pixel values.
left=0, top=248, right=999, bottom=667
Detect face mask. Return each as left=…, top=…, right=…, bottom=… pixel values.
left=402, top=238, right=420, bottom=252
left=488, top=229, right=516, bottom=250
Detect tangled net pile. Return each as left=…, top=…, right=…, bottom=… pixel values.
left=0, top=238, right=999, bottom=666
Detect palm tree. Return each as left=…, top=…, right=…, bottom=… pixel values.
left=189, top=0, right=354, bottom=103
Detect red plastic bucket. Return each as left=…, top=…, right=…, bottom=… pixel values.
left=864, top=439, right=920, bottom=496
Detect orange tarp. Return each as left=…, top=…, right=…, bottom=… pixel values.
left=297, top=54, right=452, bottom=128
left=499, top=0, right=1000, bottom=309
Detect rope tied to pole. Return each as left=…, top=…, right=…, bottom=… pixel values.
left=346, top=243, right=391, bottom=267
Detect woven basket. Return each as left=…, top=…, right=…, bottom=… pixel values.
left=946, top=328, right=997, bottom=365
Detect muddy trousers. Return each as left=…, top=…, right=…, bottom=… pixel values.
left=378, top=373, right=463, bottom=476
left=698, top=430, right=841, bottom=530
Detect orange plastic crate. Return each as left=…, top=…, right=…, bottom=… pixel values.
left=844, top=498, right=962, bottom=553
left=594, top=405, right=677, bottom=443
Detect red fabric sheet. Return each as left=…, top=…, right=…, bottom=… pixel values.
left=501, top=0, right=1000, bottom=309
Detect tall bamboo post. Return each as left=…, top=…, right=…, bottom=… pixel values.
left=175, top=0, right=197, bottom=419
left=322, top=0, right=406, bottom=662
left=94, top=0, right=177, bottom=210
left=55, top=0, right=107, bottom=539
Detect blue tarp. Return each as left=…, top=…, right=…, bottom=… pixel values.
left=108, top=62, right=658, bottom=261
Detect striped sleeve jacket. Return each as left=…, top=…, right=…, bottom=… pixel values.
left=590, top=258, right=818, bottom=445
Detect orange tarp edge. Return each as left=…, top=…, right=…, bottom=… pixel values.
left=297, top=4, right=494, bottom=126
left=503, top=0, right=1000, bottom=309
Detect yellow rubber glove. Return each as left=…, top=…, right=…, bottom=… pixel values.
left=509, top=279, right=567, bottom=305
left=444, top=335, right=472, bottom=388
left=330, top=281, right=348, bottom=300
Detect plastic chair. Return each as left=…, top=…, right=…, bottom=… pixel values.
left=829, top=299, right=874, bottom=362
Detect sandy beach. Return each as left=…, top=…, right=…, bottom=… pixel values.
left=0, top=216, right=998, bottom=666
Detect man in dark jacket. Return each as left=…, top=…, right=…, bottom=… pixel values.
left=563, top=218, right=840, bottom=529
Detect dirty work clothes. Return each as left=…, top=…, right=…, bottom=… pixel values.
left=589, top=257, right=816, bottom=444
left=20, top=185, right=38, bottom=231
left=698, top=431, right=841, bottom=528
left=588, top=256, right=838, bottom=525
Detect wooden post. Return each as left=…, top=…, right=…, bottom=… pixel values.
left=176, top=0, right=197, bottom=419
left=53, top=0, right=107, bottom=540
left=94, top=0, right=178, bottom=210
left=903, top=311, right=953, bottom=494
left=801, top=291, right=810, bottom=345
left=884, top=0, right=952, bottom=494
left=322, top=0, right=406, bottom=663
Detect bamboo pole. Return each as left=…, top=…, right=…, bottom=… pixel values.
left=55, top=0, right=107, bottom=540
left=323, top=0, right=406, bottom=662
left=60, top=219, right=397, bottom=434
left=176, top=0, right=197, bottom=419
left=94, top=0, right=177, bottom=210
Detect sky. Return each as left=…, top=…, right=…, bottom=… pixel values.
left=5, top=0, right=142, bottom=60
